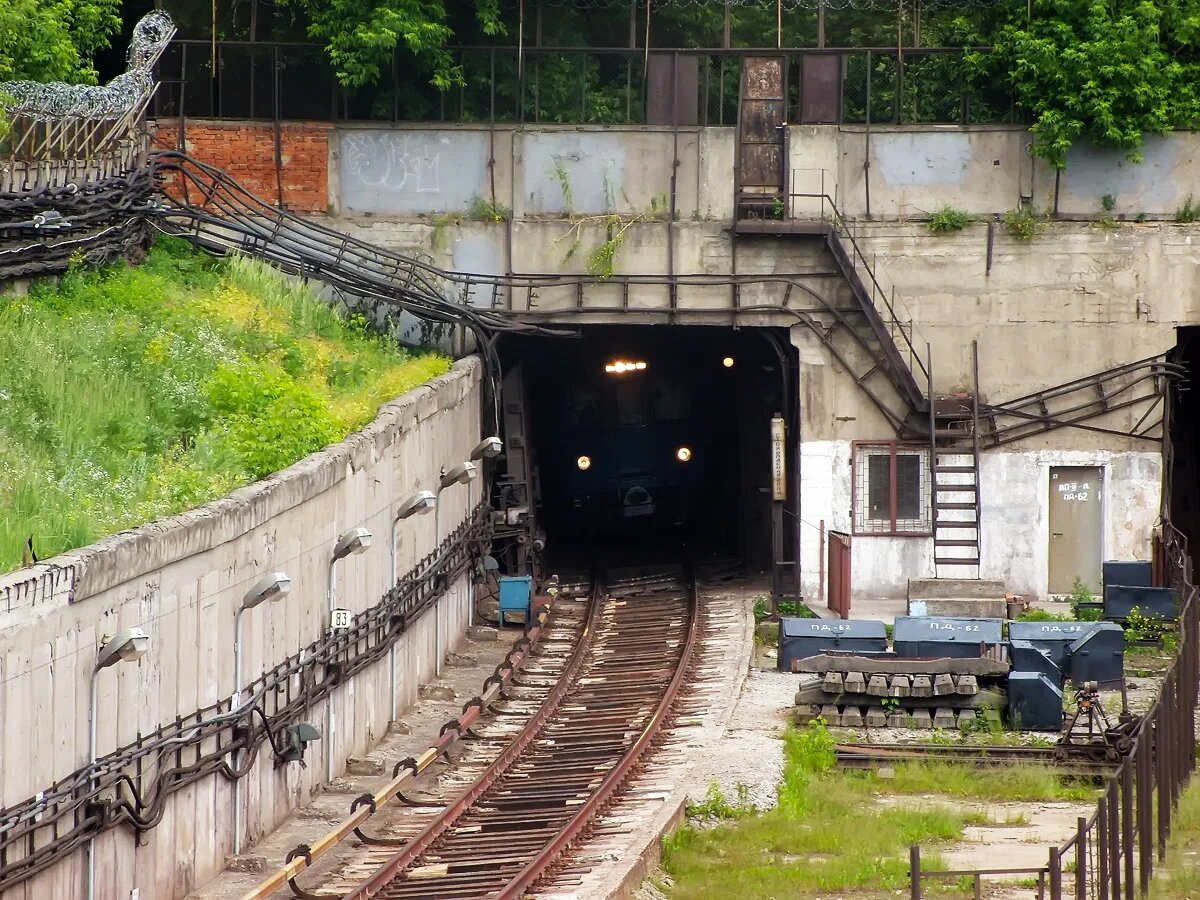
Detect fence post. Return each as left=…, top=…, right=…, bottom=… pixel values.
left=909, top=845, right=921, bottom=900
left=1108, top=785, right=1121, bottom=900
left=1097, top=792, right=1110, bottom=900
left=1075, top=816, right=1087, bottom=900
left=1159, top=680, right=1172, bottom=859
left=1122, top=757, right=1134, bottom=900
left=1139, top=732, right=1153, bottom=895
left=1049, top=846, right=1062, bottom=900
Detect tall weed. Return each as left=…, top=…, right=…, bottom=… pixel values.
left=0, top=241, right=449, bottom=571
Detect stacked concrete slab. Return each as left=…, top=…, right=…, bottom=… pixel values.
left=793, top=652, right=1006, bottom=729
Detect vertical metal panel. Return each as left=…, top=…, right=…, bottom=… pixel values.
left=827, top=531, right=851, bottom=619
left=737, top=57, right=785, bottom=194
left=798, top=53, right=842, bottom=124
left=1048, top=466, right=1104, bottom=594
left=646, top=53, right=699, bottom=126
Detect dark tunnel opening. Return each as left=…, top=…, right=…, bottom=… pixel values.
left=1170, top=327, right=1200, bottom=573
left=497, top=325, right=796, bottom=573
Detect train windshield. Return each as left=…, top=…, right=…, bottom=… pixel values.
left=649, top=380, right=689, bottom=421
left=569, top=388, right=602, bottom=429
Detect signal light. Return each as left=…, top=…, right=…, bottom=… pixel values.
left=577, top=455, right=592, bottom=470
left=676, top=447, right=692, bottom=462
left=604, top=360, right=648, bottom=374
left=722, top=356, right=735, bottom=368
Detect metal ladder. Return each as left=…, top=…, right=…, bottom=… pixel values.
left=929, top=342, right=982, bottom=576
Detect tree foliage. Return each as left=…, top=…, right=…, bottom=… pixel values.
left=282, top=0, right=506, bottom=89
left=0, top=0, right=123, bottom=83
left=971, top=0, right=1200, bottom=167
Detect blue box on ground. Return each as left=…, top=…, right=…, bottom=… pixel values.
left=777, top=618, right=887, bottom=671
left=1103, top=560, right=1153, bottom=591
left=1008, top=671, right=1064, bottom=731
left=892, top=616, right=1003, bottom=658
left=1069, top=624, right=1126, bottom=688
left=1103, top=584, right=1178, bottom=621
left=1008, top=621, right=1099, bottom=673
left=498, top=575, right=533, bottom=626
left=1009, top=639, right=1063, bottom=686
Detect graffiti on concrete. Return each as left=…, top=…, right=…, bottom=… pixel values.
left=338, top=130, right=489, bottom=214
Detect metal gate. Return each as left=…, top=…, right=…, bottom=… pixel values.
left=828, top=530, right=852, bottom=619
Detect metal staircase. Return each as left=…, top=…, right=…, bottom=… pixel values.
left=928, top=344, right=983, bottom=577
left=977, top=355, right=1182, bottom=448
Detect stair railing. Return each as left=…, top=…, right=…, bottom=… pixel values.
left=788, top=167, right=929, bottom=390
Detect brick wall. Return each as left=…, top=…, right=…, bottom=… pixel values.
left=154, top=120, right=331, bottom=213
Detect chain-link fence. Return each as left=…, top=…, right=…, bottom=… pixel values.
left=156, top=41, right=1015, bottom=127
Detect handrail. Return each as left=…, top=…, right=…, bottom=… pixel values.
left=786, top=174, right=929, bottom=388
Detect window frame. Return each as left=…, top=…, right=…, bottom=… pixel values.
left=851, top=441, right=933, bottom=537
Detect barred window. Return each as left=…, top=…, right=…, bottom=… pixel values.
left=853, top=443, right=931, bottom=535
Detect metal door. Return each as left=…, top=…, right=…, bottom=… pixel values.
left=1048, top=466, right=1104, bottom=594
left=736, top=57, right=786, bottom=212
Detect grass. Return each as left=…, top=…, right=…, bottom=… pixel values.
left=661, top=722, right=1091, bottom=898
left=1150, top=751, right=1200, bottom=899
left=0, top=238, right=450, bottom=572
left=1003, top=205, right=1044, bottom=241
left=926, top=204, right=975, bottom=234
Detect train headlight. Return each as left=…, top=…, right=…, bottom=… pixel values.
left=676, top=446, right=692, bottom=462
left=577, top=455, right=592, bottom=471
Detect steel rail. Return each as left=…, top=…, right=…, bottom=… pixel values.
left=337, top=568, right=697, bottom=900
left=238, top=594, right=558, bottom=900
left=337, top=575, right=606, bottom=897
left=497, top=569, right=700, bottom=898
left=835, top=742, right=1112, bottom=772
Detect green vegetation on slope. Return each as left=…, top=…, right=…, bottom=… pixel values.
left=661, top=721, right=1092, bottom=898
left=0, top=239, right=449, bottom=572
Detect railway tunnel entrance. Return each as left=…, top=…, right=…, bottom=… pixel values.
left=494, top=324, right=798, bottom=582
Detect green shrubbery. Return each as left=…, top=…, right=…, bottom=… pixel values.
left=0, top=239, right=449, bottom=572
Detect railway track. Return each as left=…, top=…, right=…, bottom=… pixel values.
left=267, top=565, right=698, bottom=900
left=835, top=742, right=1113, bottom=773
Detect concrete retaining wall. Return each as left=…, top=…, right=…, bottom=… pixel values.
left=0, top=357, right=482, bottom=900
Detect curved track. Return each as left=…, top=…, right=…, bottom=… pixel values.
left=327, top=568, right=697, bottom=900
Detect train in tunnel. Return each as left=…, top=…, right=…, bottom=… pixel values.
left=557, top=353, right=706, bottom=532
left=513, top=326, right=780, bottom=549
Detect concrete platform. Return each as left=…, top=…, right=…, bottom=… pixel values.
left=907, top=578, right=1008, bottom=617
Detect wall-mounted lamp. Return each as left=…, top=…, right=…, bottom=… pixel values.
left=87, top=628, right=150, bottom=900
left=232, top=571, right=291, bottom=855
left=439, top=461, right=478, bottom=490
left=332, top=526, right=373, bottom=562
left=470, top=436, right=503, bottom=461
left=389, top=491, right=437, bottom=721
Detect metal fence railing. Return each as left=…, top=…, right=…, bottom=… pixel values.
left=153, top=42, right=1015, bottom=127
left=910, top=521, right=1200, bottom=900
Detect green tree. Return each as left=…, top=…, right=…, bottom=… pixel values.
left=969, top=0, right=1200, bottom=167
left=0, top=0, right=123, bottom=83
left=282, top=0, right=506, bottom=89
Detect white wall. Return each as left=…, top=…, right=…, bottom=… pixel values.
left=798, top=439, right=1160, bottom=603
left=0, top=358, right=482, bottom=900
